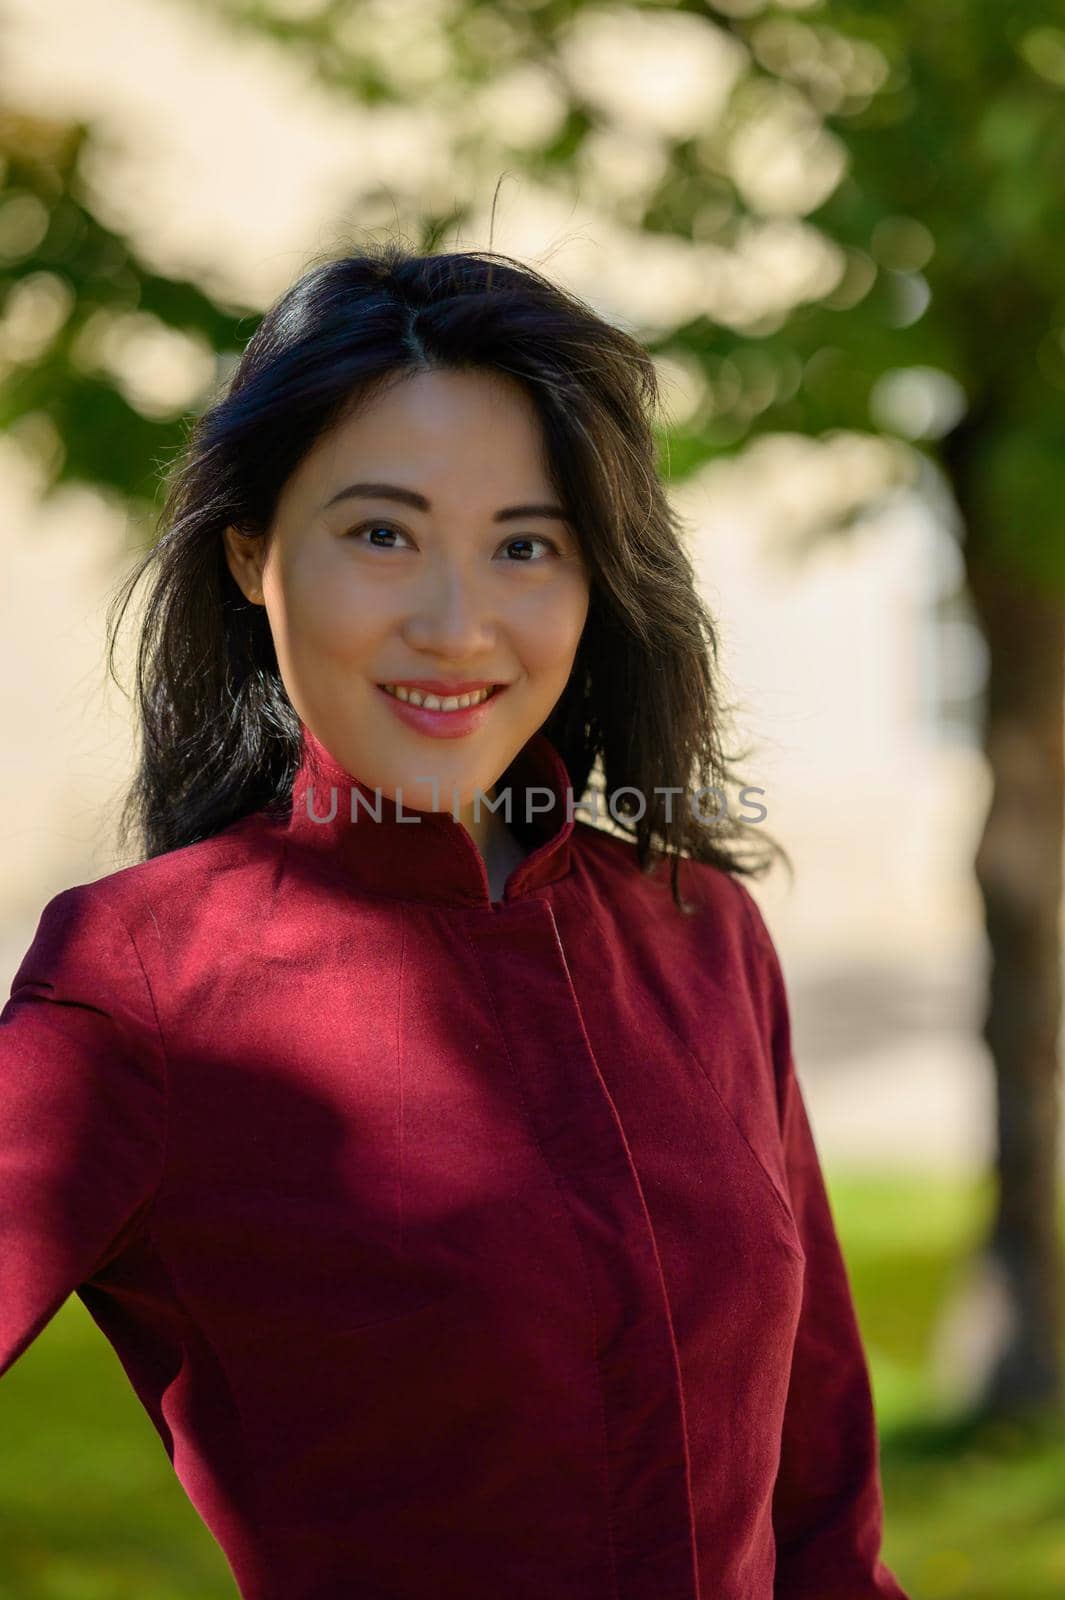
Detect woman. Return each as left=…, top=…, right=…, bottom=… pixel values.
left=0, top=244, right=909, bottom=1600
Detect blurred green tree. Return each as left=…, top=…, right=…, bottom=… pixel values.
left=687, top=0, right=1065, bottom=1421
left=0, top=111, right=254, bottom=520
left=1, top=0, right=1062, bottom=1415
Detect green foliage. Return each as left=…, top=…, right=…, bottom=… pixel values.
left=2, top=0, right=1064, bottom=576
left=0, top=113, right=254, bottom=518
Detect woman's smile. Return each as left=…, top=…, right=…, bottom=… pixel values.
left=373, top=680, right=510, bottom=739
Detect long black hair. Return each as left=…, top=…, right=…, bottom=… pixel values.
left=107, top=239, right=791, bottom=912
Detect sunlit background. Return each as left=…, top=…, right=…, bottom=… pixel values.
left=3, top=1, right=1065, bottom=1596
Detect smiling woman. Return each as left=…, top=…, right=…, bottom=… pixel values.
left=0, top=241, right=909, bottom=1600
left=220, top=364, right=592, bottom=877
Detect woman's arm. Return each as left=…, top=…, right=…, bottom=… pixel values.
left=735, top=882, right=911, bottom=1600
left=0, top=884, right=168, bottom=1377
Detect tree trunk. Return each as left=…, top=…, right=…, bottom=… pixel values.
left=959, top=526, right=1065, bottom=1415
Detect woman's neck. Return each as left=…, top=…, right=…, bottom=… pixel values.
left=460, top=803, right=529, bottom=903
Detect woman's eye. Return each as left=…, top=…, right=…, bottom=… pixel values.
left=347, top=522, right=409, bottom=549
left=500, top=536, right=555, bottom=562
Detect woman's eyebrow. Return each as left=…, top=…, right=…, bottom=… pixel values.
left=321, top=481, right=571, bottom=524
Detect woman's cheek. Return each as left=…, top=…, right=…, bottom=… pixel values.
left=291, top=580, right=386, bottom=663
left=527, top=576, right=590, bottom=666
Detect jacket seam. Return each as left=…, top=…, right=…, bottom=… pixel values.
left=144, top=1220, right=279, bottom=1598
left=725, top=879, right=809, bottom=1260
left=458, top=919, right=621, bottom=1600
left=540, top=907, right=701, bottom=1594
left=95, top=891, right=172, bottom=1228
left=669, top=1013, right=806, bottom=1265
left=396, top=906, right=407, bottom=1259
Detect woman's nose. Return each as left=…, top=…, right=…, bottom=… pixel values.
left=400, top=562, right=495, bottom=656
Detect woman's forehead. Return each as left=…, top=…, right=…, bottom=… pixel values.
left=281, top=370, right=558, bottom=518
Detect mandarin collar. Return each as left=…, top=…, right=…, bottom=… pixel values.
left=281, top=721, right=576, bottom=908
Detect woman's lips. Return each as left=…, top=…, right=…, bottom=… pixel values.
left=374, top=683, right=508, bottom=739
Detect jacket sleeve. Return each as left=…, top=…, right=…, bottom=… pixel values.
left=735, top=883, right=910, bottom=1600
left=0, top=883, right=167, bottom=1379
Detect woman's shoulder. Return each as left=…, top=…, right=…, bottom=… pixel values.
left=21, top=811, right=271, bottom=958
left=569, top=818, right=774, bottom=976
left=568, top=824, right=787, bottom=1077
left=571, top=816, right=759, bottom=921
left=4, top=811, right=297, bottom=1058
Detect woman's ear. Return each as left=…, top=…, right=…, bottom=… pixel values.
left=222, top=525, right=266, bottom=604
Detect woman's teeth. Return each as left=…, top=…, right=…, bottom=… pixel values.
left=380, top=685, right=496, bottom=711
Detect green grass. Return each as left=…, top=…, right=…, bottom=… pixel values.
left=827, top=1168, right=1065, bottom=1600
left=0, top=1295, right=238, bottom=1599
left=1, top=1170, right=1063, bottom=1597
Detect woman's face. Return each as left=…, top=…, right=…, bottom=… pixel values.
left=223, top=366, right=591, bottom=814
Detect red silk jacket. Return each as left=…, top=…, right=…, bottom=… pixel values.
left=0, top=723, right=909, bottom=1600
